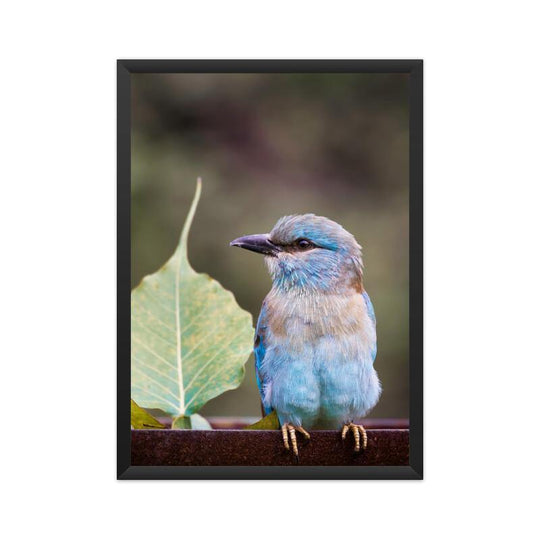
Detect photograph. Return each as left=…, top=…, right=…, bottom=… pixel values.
left=118, top=60, right=423, bottom=479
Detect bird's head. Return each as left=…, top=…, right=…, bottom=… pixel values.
left=230, top=214, right=363, bottom=293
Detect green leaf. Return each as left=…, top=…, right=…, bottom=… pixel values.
left=131, top=399, right=165, bottom=429
left=131, top=178, right=254, bottom=426
left=171, top=416, right=191, bottom=429
left=189, top=414, right=213, bottom=430
left=244, top=410, right=280, bottom=430
left=171, top=414, right=213, bottom=430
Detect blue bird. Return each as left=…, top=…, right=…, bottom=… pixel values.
left=231, top=214, right=381, bottom=456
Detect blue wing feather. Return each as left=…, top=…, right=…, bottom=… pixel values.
left=361, top=290, right=378, bottom=363
left=254, top=302, right=273, bottom=415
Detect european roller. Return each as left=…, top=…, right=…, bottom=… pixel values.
left=231, top=214, right=381, bottom=456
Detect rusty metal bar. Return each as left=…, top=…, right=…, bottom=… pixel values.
left=131, top=428, right=409, bottom=466
left=206, top=416, right=409, bottom=430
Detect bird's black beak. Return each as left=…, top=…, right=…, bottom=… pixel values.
left=229, top=233, right=281, bottom=256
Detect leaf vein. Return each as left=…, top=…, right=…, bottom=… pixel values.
left=132, top=363, right=179, bottom=400
left=132, top=335, right=176, bottom=369
left=132, top=385, right=178, bottom=412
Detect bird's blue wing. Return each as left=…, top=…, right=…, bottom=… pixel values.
left=362, top=290, right=378, bottom=364
left=254, top=301, right=273, bottom=416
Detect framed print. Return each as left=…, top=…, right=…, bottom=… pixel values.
left=118, top=59, right=423, bottom=480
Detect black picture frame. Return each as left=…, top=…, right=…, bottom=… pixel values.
left=118, top=59, right=423, bottom=480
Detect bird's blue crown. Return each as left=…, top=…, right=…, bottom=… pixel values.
left=265, top=214, right=363, bottom=293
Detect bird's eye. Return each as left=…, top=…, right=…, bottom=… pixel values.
left=296, top=239, right=313, bottom=250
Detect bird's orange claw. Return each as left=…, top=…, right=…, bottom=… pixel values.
left=281, top=423, right=310, bottom=456
left=342, top=423, right=367, bottom=451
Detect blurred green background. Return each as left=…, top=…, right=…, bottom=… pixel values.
left=131, top=73, right=409, bottom=419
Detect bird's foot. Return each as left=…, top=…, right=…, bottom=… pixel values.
left=281, top=423, right=310, bottom=457
left=341, top=423, right=367, bottom=452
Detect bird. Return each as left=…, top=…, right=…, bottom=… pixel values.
left=230, top=214, right=381, bottom=456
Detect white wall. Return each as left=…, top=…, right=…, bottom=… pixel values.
left=1, top=2, right=538, bottom=539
